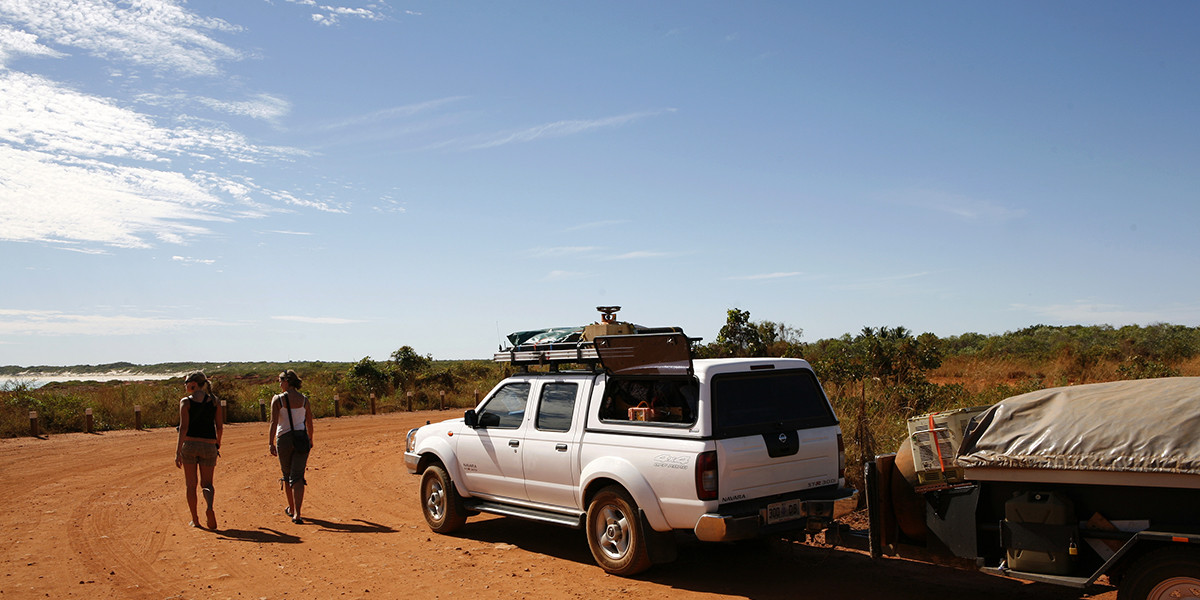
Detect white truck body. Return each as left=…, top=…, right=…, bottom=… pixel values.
left=405, top=333, right=857, bottom=575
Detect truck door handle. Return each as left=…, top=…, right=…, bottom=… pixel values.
left=509, top=440, right=520, bottom=448
left=555, top=443, right=568, bottom=452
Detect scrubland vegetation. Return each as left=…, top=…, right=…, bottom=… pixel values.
left=5, top=310, right=1200, bottom=493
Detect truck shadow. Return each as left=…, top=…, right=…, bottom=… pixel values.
left=645, top=540, right=1111, bottom=600
left=445, top=517, right=1110, bottom=600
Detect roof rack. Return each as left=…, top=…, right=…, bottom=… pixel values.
left=493, top=341, right=601, bottom=371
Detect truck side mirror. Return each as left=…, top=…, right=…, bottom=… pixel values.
left=464, top=409, right=478, bottom=428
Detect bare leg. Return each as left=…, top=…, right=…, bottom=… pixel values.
left=284, top=481, right=296, bottom=517
left=292, top=482, right=305, bottom=520
left=200, top=464, right=217, bottom=529
left=183, top=463, right=200, bottom=526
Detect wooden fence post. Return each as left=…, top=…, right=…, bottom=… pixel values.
left=85, top=408, right=94, bottom=433
left=474, top=388, right=479, bottom=405
left=406, top=391, right=413, bottom=412
left=370, top=393, right=376, bottom=415
left=333, top=394, right=340, bottom=418
left=29, top=411, right=38, bottom=438
left=134, top=405, right=142, bottom=430
left=439, top=390, right=445, bottom=411
left=259, top=398, right=267, bottom=422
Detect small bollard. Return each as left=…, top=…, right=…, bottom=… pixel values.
left=370, top=392, right=376, bottom=415
left=134, top=405, right=142, bottom=430
left=29, top=410, right=38, bottom=438
left=333, top=394, right=340, bottom=418
left=439, top=390, right=445, bottom=411
left=259, top=398, right=267, bottom=421
left=474, top=388, right=479, bottom=404
left=406, top=391, right=413, bottom=412
left=85, top=408, right=94, bottom=434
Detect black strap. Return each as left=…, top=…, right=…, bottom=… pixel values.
left=284, top=392, right=306, bottom=434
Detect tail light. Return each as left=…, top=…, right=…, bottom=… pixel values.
left=696, top=451, right=718, bottom=501
left=837, top=433, right=846, bottom=482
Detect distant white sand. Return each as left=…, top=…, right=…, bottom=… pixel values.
left=0, top=372, right=186, bottom=389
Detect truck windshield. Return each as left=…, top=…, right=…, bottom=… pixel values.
left=710, top=369, right=837, bottom=438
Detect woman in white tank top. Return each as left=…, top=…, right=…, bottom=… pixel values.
left=268, top=369, right=314, bottom=524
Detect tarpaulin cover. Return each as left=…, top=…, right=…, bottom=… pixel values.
left=505, top=327, right=583, bottom=347
left=957, top=377, right=1200, bottom=476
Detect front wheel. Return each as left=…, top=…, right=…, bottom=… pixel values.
left=586, top=485, right=652, bottom=576
left=420, top=464, right=467, bottom=534
left=1118, top=547, right=1200, bottom=600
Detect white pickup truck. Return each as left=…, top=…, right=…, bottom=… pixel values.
left=404, top=331, right=858, bottom=575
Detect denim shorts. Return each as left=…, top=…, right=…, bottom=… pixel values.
left=180, top=440, right=218, bottom=467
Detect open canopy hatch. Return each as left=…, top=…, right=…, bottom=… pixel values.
left=594, top=332, right=693, bottom=378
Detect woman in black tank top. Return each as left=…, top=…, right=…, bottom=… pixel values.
left=174, top=371, right=224, bottom=529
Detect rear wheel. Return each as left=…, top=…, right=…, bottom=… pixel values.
left=586, top=485, right=652, bottom=576
left=420, top=464, right=467, bottom=533
left=1118, top=547, right=1200, bottom=600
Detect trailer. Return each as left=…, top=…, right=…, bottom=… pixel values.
left=857, top=378, right=1200, bottom=600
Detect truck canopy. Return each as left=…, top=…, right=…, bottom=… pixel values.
left=957, top=377, right=1200, bottom=476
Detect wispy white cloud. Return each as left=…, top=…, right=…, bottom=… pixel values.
left=196, top=93, right=291, bottom=121
left=172, top=256, right=216, bottom=265
left=0, top=27, right=66, bottom=66
left=469, top=110, right=675, bottom=150
left=0, top=70, right=339, bottom=247
left=726, top=272, right=802, bottom=281
left=0, top=0, right=242, bottom=77
left=0, top=308, right=224, bottom=335
left=607, top=250, right=668, bottom=260
left=264, top=230, right=312, bottom=236
left=890, top=189, right=1026, bottom=221
left=274, top=0, right=391, bottom=26
left=271, top=315, right=367, bottom=325
left=315, top=97, right=467, bottom=132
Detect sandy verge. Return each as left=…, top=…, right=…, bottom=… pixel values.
left=0, top=411, right=1115, bottom=599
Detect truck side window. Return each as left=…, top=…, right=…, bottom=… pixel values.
left=536, top=382, right=578, bottom=432
left=477, top=382, right=530, bottom=428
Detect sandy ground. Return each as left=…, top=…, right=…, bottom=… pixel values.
left=1, top=411, right=1118, bottom=600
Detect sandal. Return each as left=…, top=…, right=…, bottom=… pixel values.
left=284, top=506, right=293, bottom=518
left=292, top=517, right=304, bottom=525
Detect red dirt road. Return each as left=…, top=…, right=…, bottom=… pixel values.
left=1, top=411, right=1117, bottom=599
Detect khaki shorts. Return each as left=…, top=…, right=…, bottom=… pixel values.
left=180, top=441, right=218, bottom=467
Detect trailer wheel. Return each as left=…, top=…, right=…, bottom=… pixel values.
left=1117, top=547, right=1200, bottom=600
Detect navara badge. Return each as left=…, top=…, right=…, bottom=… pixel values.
left=778, top=433, right=788, bottom=443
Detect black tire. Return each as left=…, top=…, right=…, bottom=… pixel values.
left=420, top=464, right=467, bottom=534
left=1118, top=547, right=1200, bottom=600
left=586, top=485, right=652, bottom=576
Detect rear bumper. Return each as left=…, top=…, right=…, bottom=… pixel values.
left=693, top=487, right=858, bottom=542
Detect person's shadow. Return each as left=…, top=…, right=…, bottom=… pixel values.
left=303, top=518, right=396, bottom=534
left=215, top=528, right=301, bottom=544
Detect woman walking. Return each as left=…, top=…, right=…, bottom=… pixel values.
left=175, top=371, right=223, bottom=529
left=269, top=369, right=314, bottom=524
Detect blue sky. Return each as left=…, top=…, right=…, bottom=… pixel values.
left=1, top=1, right=1198, bottom=366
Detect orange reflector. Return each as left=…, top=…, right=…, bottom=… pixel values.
left=448, top=432, right=454, bottom=437
left=1173, top=536, right=1189, bottom=543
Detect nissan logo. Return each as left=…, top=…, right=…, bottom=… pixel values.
left=778, top=433, right=788, bottom=443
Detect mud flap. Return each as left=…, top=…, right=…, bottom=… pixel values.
left=640, top=510, right=678, bottom=564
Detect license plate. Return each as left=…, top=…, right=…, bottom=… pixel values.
left=765, top=499, right=802, bottom=525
